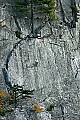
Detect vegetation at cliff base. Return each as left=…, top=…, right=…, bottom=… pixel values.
left=0, top=90, right=14, bottom=116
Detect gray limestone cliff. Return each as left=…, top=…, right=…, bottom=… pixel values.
left=0, top=0, right=80, bottom=120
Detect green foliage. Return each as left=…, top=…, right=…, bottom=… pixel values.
left=0, top=103, right=14, bottom=116
left=70, top=5, right=78, bottom=13
left=16, top=1, right=28, bottom=6
left=12, top=84, right=34, bottom=107
left=18, top=7, right=29, bottom=12
left=15, top=30, right=22, bottom=38
left=45, top=97, right=58, bottom=111
left=46, top=104, right=54, bottom=111
left=15, top=0, right=58, bottom=19
left=0, top=86, right=34, bottom=116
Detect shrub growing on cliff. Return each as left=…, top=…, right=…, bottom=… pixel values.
left=0, top=90, right=14, bottom=116
left=15, top=0, right=58, bottom=20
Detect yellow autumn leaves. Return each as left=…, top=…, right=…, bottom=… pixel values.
left=0, top=90, right=11, bottom=97
left=33, top=102, right=45, bottom=112
left=48, top=0, right=58, bottom=19
left=0, top=90, right=14, bottom=116
left=0, top=89, right=54, bottom=116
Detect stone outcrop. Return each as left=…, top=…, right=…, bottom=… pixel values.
left=0, top=0, right=80, bottom=119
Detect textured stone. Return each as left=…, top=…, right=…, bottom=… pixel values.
left=0, top=0, right=80, bottom=120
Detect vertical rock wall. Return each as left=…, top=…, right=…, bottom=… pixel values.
left=0, top=0, right=80, bottom=119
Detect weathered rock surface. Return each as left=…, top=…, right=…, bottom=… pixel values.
left=0, top=0, right=80, bottom=119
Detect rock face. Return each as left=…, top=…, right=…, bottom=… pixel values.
left=0, top=0, right=80, bottom=120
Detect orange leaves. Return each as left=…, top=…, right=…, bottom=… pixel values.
left=0, top=89, right=13, bottom=107
left=0, top=89, right=13, bottom=101
left=0, top=90, right=14, bottom=116
left=0, top=99, right=4, bottom=105
left=33, top=102, right=44, bottom=112
left=0, top=90, right=11, bottom=98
